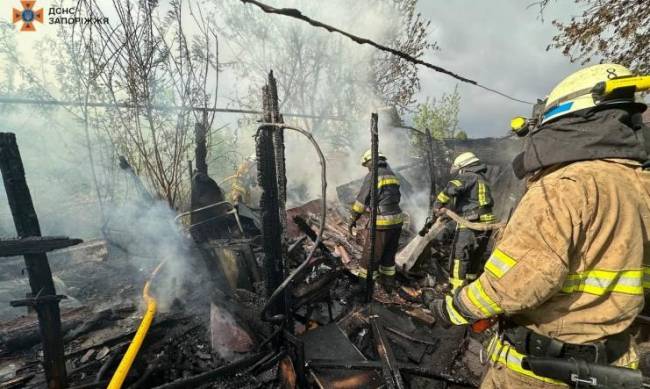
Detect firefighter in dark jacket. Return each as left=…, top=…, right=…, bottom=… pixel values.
left=348, top=150, right=403, bottom=292
left=433, top=152, right=496, bottom=291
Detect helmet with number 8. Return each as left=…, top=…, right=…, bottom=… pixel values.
left=542, top=64, right=646, bottom=124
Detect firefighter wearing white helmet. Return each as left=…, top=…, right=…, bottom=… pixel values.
left=432, top=151, right=496, bottom=291
left=428, top=64, right=650, bottom=389
left=348, top=149, right=403, bottom=293
left=360, top=149, right=386, bottom=166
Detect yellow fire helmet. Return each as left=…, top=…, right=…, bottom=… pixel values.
left=542, top=63, right=646, bottom=124
left=360, top=149, right=386, bottom=166
left=452, top=152, right=480, bottom=170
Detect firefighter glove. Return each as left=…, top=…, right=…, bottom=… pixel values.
left=428, top=298, right=453, bottom=329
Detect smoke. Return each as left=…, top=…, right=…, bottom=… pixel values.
left=0, top=107, right=203, bottom=312
left=102, top=198, right=196, bottom=311
left=213, top=0, right=434, bottom=225
left=0, top=0, right=441, bottom=310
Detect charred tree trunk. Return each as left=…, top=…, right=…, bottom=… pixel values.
left=0, top=133, right=67, bottom=389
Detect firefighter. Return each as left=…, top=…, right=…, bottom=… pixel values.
left=427, top=64, right=650, bottom=388
left=348, top=150, right=403, bottom=292
left=228, top=155, right=257, bottom=205
left=432, top=152, right=496, bottom=292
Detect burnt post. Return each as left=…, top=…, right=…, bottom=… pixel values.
left=257, top=84, right=285, bottom=317
left=0, top=133, right=67, bottom=389
left=365, top=114, right=380, bottom=303
left=267, top=70, right=290, bottom=320
left=194, top=110, right=208, bottom=175
left=268, top=71, right=287, bottom=225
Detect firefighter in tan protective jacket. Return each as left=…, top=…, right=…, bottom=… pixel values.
left=428, top=64, right=650, bottom=388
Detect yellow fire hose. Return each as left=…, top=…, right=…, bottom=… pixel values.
left=107, top=261, right=166, bottom=389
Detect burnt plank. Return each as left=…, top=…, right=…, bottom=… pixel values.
left=0, top=132, right=67, bottom=389
left=302, top=322, right=383, bottom=389
left=0, top=236, right=83, bottom=257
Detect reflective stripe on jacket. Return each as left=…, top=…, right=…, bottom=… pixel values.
left=351, top=162, right=403, bottom=229
left=452, top=159, right=650, bottom=345
left=448, top=159, right=650, bottom=384
left=433, top=163, right=495, bottom=222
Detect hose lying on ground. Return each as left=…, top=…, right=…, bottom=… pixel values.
left=107, top=261, right=166, bottom=389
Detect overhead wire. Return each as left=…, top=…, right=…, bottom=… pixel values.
left=239, top=0, right=534, bottom=105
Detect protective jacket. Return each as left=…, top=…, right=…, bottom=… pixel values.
left=446, top=159, right=650, bottom=386
left=229, top=160, right=256, bottom=204
left=433, top=163, right=495, bottom=223
left=351, top=162, right=403, bottom=229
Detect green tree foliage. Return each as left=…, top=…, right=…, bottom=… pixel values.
left=540, top=0, right=650, bottom=73
left=455, top=130, right=468, bottom=140
left=413, top=85, right=461, bottom=139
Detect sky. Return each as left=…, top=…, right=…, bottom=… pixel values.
left=413, top=0, right=585, bottom=137
left=0, top=0, right=609, bottom=138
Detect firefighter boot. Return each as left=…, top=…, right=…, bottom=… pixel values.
left=379, top=274, right=396, bottom=294
left=378, top=265, right=396, bottom=293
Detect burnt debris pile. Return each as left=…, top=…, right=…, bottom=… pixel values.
left=0, top=72, right=528, bottom=389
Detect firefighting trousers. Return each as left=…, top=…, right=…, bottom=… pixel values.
left=479, top=336, right=639, bottom=389
left=360, top=227, right=402, bottom=278
left=449, top=227, right=491, bottom=289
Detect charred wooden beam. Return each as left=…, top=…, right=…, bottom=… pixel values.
left=282, top=330, right=308, bottom=388
left=268, top=71, right=287, bottom=224
left=261, top=71, right=290, bottom=324
left=370, top=312, right=405, bottom=389
left=366, top=113, right=379, bottom=302
left=306, top=359, right=478, bottom=387
left=194, top=111, right=208, bottom=175
left=0, top=133, right=67, bottom=389
left=0, top=374, right=36, bottom=388
left=292, top=215, right=339, bottom=267
left=0, top=236, right=82, bottom=257
left=149, top=352, right=265, bottom=389
left=257, top=91, right=285, bottom=317
left=10, top=294, right=67, bottom=307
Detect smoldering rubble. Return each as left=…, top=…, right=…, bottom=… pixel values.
left=0, top=106, right=525, bottom=388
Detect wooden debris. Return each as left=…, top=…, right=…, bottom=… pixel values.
left=0, top=237, right=82, bottom=257
left=403, top=308, right=436, bottom=326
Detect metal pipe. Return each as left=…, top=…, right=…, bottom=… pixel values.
left=106, top=261, right=165, bottom=389
left=0, top=96, right=348, bottom=121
